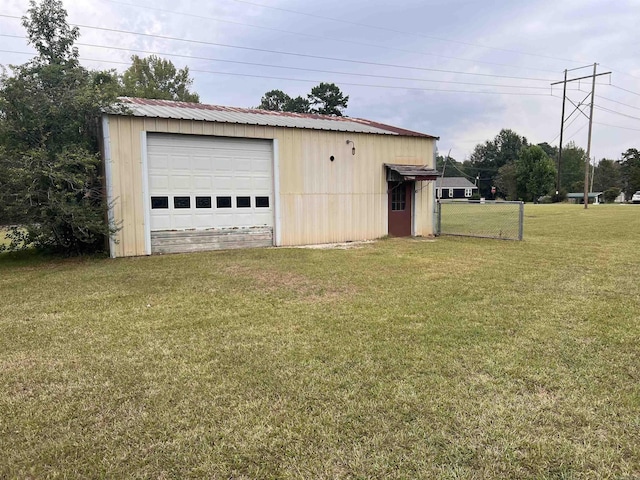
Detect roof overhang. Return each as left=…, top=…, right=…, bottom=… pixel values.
left=385, top=164, right=440, bottom=182
left=567, top=192, right=603, bottom=198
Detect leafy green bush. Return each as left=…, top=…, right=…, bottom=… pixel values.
left=603, top=187, right=621, bottom=203
left=551, top=189, right=568, bottom=203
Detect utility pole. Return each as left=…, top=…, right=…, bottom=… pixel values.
left=551, top=64, right=610, bottom=207
left=557, top=69, right=567, bottom=193
left=584, top=63, right=597, bottom=209
left=590, top=158, right=595, bottom=193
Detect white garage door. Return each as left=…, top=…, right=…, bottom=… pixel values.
left=146, top=133, right=274, bottom=232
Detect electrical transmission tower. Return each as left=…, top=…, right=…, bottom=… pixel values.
left=551, top=64, right=611, bottom=209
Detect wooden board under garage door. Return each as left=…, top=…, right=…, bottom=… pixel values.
left=146, top=133, right=274, bottom=253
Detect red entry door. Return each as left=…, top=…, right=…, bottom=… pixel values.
left=388, top=182, right=413, bottom=237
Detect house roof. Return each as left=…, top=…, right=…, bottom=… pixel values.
left=567, top=192, right=603, bottom=198
left=435, top=177, right=478, bottom=189
left=110, top=97, right=439, bottom=139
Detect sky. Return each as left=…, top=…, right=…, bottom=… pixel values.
left=1, top=0, right=639, bottom=161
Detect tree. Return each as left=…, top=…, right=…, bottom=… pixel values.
left=603, top=187, right=621, bottom=203
left=495, top=163, right=518, bottom=200
left=436, top=154, right=468, bottom=177
left=21, top=0, right=79, bottom=64
left=559, top=142, right=586, bottom=192
left=537, top=142, right=558, bottom=160
left=286, top=96, right=311, bottom=114
left=308, top=82, right=348, bottom=116
left=592, top=158, right=621, bottom=193
left=257, top=90, right=310, bottom=113
left=467, top=129, right=528, bottom=197
left=620, top=148, right=640, bottom=199
left=0, top=0, right=118, bottom=253
left=121, top=55, right=199, bottom=102
left=516, top=145, right=556, bottom=202
left=257, top=83, right=348, bottom=116
left=258, top=90, right=291, bottom=111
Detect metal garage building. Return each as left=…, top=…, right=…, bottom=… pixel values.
left=101, top=97, right=439, bottom=258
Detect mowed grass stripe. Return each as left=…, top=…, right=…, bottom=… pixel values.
left=0, top=204, right=639, bottom=478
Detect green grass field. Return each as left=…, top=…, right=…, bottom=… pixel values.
left=439, top=201, right=522, bottom=239
left=1, top=204, right=639, bottom=479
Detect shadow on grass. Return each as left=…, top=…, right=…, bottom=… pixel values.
left=0, top=248, right=109, bottom=269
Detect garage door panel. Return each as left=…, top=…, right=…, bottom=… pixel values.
left=252, top=177, right=273, bottom=190
left=170, top=175, right=192, bottom=190
left=172, top=213, right=194, bottom=229
left=252, top=211, right=273, bottom=224
left=192, top=156, right=213, bottom=171
left=232, top=175, right=253, bottom=189
left=194, top=214, right=214, bottom=229
left=169, top=155, right=190, bottom=167
left=213, top=176, right=234, bottom=190
left=214, top=158, right=234, bottom=171
left=193, top=176, right=213, bottom=189
left=251, top=160, right=271, bottom=172
left=233, top=158, right=253, bottom=171
left=149, top=174, right=169, bottom=190
left=152, top=214, right=172, bottom=231
left=151, top=155, right=170, bottom=170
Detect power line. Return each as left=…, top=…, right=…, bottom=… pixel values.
left=564, top=120, right=589, bottom=142
left=226, top=0, right=581, bottom=64
left=449, top=161, right=478, bottom=180
left=601, top=65, right=640, bottom=81
left=0, top=38, right=565, bottom=91
left=548, top=110, right=583, bottom=144
left=610, top=84, right=640, bottom=98
left=594, top=105, right=640, bottom=122
left=96, top=0, right=562, bottom=75
left=0, top=14, right=557, bottom=83
left=0, top=49, right=557, bottom=96
left=595, top=94, right=640, bottom=112
left=594, top=121, right=640, bottom=132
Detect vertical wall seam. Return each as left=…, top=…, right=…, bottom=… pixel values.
left=273, top=138, right=282, bottom=247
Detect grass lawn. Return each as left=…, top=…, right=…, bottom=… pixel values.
left=1, top=204, right=639, bottom=478
left=439, top=201, right=522, bottom=240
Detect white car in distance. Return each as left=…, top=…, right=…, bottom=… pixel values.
left=632, top=191, right=640, bottom=204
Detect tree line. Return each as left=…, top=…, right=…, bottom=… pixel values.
left=256, top=84, right=349, bottom=116
left=438, top=129, right=640, bottom=203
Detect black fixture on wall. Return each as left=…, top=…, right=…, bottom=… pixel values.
left=346, top=140, right=356, bottom=155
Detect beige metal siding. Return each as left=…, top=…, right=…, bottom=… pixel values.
left=105, top=115, right=436, bottom=257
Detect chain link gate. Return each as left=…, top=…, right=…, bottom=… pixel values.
left=436, top=200, right=524, bottom=240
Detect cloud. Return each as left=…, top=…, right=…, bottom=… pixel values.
left=2, top=0, right=638, bottom=159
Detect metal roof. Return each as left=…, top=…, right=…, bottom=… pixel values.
left=435, top=177, right=478, bottom=188
left=110, top=98, right=438, bottom=139
left=385, top=164, right=440, bottom=181
left=567, top=192, right=603, bottom=198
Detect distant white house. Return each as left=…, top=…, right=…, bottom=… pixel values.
left=435, top=177, right=478, bottom=199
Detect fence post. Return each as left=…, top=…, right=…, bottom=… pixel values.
left=518, top=202, right=524, bottom=241
left=436, top=201, right=441, bottom=236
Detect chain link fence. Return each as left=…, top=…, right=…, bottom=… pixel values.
left=436, top=200, right=524, bottom=240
